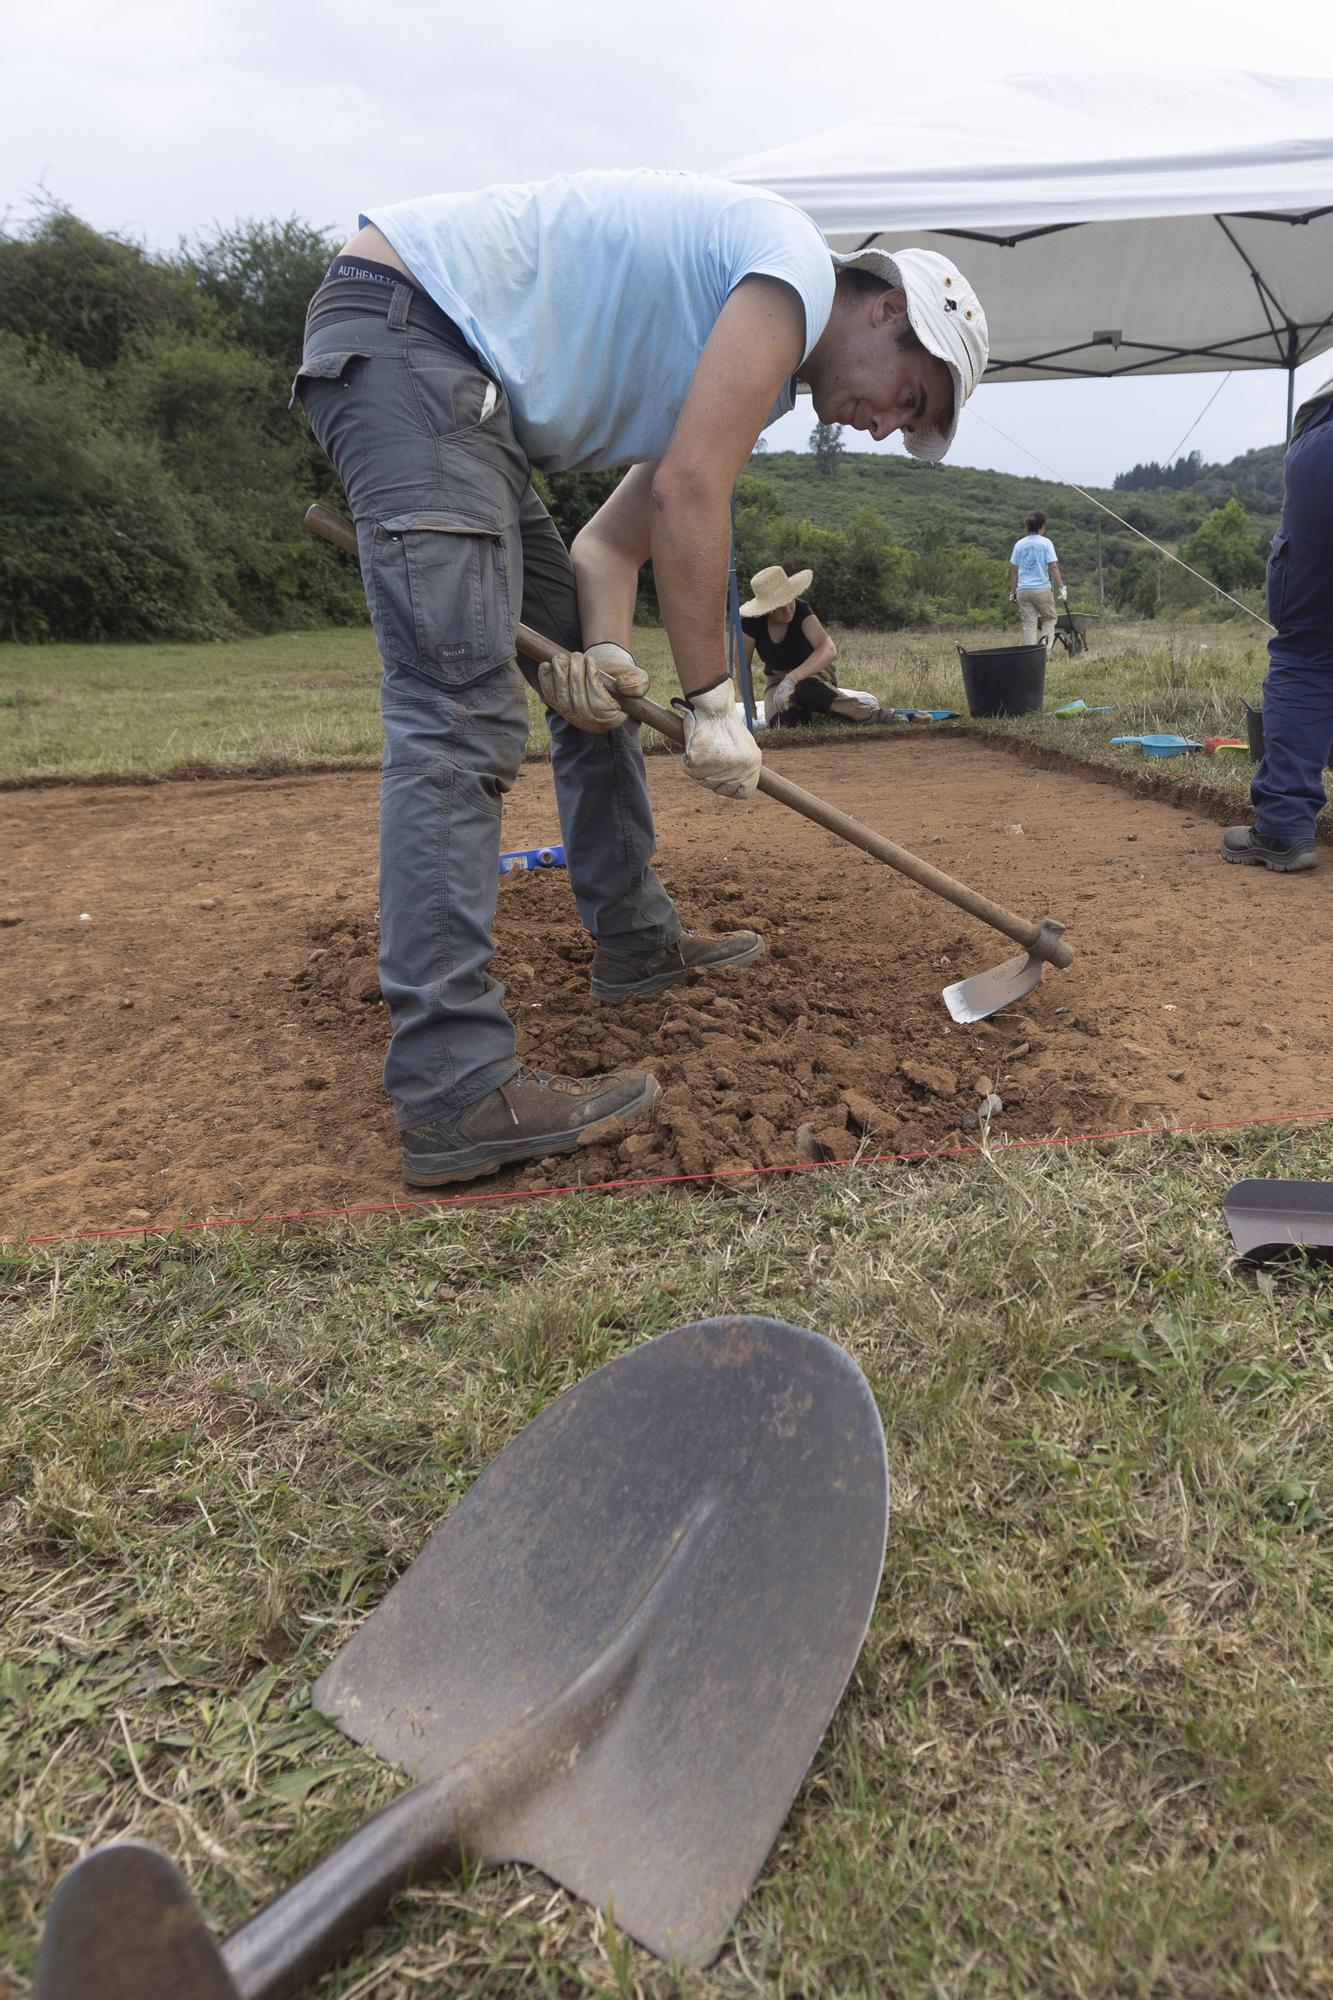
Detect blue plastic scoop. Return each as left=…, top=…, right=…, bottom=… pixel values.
left=1111, top=734, right=1203, bottom=757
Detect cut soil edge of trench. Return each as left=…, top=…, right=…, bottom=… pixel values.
left=16, top=1110, right=1333, bottom=1249
left=1, top=720, right=1307, bottom=843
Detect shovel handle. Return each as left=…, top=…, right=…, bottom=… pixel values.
left=303, top=504, right=1074, bottom=968
left=615, top=693, right=1073, bottom=965
left=220, top=1775, right=462, bottom=2000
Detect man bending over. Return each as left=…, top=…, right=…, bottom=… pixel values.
left=294, top=169, right=987, bottom=1186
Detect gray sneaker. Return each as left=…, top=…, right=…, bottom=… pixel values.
left=590, top=930, right=764, bottom=1001
left=1220, top=825, right=1317, bottom=873
left=402, top=1067, right=660, bottom=1186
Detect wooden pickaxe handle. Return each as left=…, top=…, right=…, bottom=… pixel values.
left=304, top=504, right=1074, bottom=968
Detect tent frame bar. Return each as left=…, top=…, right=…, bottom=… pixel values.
left=852, top=206, right=1331, bottom=257
left=987, top=317, right=1333, bottom=379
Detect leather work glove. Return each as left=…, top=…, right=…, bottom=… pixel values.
left=538, top=642, right=650, bottom=733
left=1058, top=585, right=1068, bottom=602
left=672, top=680, right=762, bottom=798
left=767, top=673, right=797, bottom=718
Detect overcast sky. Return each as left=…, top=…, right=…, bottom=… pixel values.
left=5, top=0, right=1332, bottom=487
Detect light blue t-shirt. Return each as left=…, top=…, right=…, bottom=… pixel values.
left=365, top=170, right=835, bottom=473
left=1010, top=534, right=1059, bottom=590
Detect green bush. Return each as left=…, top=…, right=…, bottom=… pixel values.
left=1179, top=497, right=1267, bottom=593
left=0, top=206, right=365, bottom=641
left=179, top=217, right=339, bottom=365
left=736, top=502, right=920, bottom=627
left=0, top=204, right=202, bottom=372
left=0, top=336, right=223, bottom=641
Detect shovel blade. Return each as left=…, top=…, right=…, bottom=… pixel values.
left=943, top=947, right=1045, bottom=1023
left=34, top=1844, right=240, bottom=2000
left=313, top=1316, right=888, bottom=1967
left=1223, top=1179, right=1333, bottom=1259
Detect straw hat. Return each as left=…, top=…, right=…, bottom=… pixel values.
left=740, top=564, right=814, bottom=617
left=830, top=245, right=988, bottom=463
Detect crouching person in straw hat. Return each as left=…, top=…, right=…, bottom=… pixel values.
left=740, top=565, right=886, bottom=728
left=294, top=171, right=987, bottom=1187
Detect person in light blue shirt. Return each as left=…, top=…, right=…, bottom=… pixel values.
left=366, top=172, right=834, bottom=474
left=293, top=169, right=988, bottom=1188
left=1008, top=510, right=1066, bottom=651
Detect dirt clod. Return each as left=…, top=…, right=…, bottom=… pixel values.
left=841, top=1091, right=886, bottom=1137
left=900, top=1058, right=957, bottom=1098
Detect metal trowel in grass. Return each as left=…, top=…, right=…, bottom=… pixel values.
left=35, top=1316, right=888, bottom=2000
left=299, top=503, right=1077, bottom=1023
left=1223, top=1180, right=1333, bottom=1261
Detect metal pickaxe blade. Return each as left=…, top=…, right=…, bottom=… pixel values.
left=943, top=917, right=1069, bottom=1023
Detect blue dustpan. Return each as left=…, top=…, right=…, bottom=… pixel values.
left=1111, top=734, right=1202, bottom=758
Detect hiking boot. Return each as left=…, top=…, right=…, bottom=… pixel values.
left=401, top=1067, right=660, bottom=1186
left=590, top=929, right=764, bottom=1001
left=1220, top=825, right=1317, bottom=873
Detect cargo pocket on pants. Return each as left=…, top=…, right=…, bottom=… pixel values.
left=370, top=513, right=513, bottom=690
left=288, top=349, right=373, bottom=411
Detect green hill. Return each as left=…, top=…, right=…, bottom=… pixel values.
left=745, top=444, right=1281, bottom=598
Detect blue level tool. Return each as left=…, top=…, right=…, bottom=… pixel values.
left=1110, top=734, right=1203, bottom=757
left=890, top=707, right=960, bottom=721
left=499, top=843, right=567, bottom=875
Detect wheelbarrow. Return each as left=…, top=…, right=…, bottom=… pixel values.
left=1053, top=613, right=1098, bottom=658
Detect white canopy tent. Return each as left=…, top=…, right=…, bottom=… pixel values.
left=722, top=70, right=1333, bottom=437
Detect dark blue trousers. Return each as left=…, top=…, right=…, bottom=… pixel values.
left=1251, top=403, right=1333, bottom=842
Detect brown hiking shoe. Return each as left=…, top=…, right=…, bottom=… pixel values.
left=401, top=1067, right=660, bottom=1186
left=590, top=929, right=764, bottom=1000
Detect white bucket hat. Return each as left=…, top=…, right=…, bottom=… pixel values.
left=740, top=564, right=814, bottom=617
left=830, top=246, right=988, bottom=462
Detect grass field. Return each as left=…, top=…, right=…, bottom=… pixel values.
left=3, top=1128, right=1330, bottom=1998
left=5, top=615, right=1330, bottom=1998
left=0, top=617, right=1272, bottom=814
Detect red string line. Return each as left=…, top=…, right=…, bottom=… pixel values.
left=18, top=1107, right=1333, bottom=1247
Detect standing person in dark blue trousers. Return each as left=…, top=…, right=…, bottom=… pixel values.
left=1222, top=378, right=1333, bottom=873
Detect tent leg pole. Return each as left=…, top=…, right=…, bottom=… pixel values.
left=1286, top=365, right=1296, bottom=444
left=727, top=494, right=756, bottom=733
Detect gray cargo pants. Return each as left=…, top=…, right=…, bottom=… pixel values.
left=294, top=274, right=680, bottom=1130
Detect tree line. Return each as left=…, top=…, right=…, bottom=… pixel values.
left=0, top=205, right=373, bottom=641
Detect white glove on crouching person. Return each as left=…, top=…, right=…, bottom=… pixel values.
left=767, top=673, right=797, bottom=718
left=672, top=679, right=762, bottom=798
left=538, top=642, right=650, bottom=733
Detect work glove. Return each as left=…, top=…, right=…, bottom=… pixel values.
left=672, top=680, right=761, bottom=798
left=538, top=642, right=650, bottom=733
left=767, top=673, right=797, bottom=718
left=1008, top=590, right=1017, bottom=603
left=1058, top=585, right=1068, bottom=602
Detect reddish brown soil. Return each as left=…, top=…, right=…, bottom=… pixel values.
left=4, top=736, right=1332, bottom=1237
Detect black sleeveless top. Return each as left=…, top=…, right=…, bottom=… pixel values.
left=740, top=598, right=815, bottom=678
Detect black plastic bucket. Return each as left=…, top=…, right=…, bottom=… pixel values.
left=957, top=642, right=1047, bottom=718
